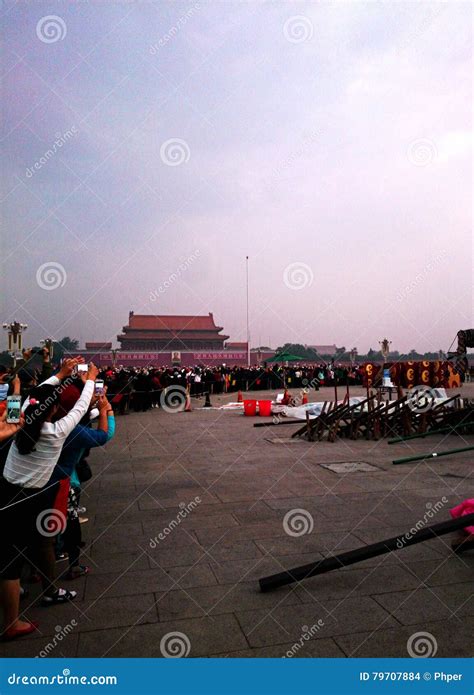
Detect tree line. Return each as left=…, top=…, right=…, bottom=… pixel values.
left=271, top=343, right=445, bottom=362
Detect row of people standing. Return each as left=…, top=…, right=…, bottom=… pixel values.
left=93, top=363, right=366, bottom=413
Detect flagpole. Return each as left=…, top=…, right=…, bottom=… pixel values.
left=246, top=256, right=250, bottom=367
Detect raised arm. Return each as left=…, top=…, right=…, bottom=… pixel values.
left=37, top=357, right=84, bottom=388
left=96, top=394, right=116, bottom=441
left=53, top=363, right=98, bottom=438
left=38, top=346, right=53, bottom=382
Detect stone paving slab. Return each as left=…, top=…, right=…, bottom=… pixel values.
left=193, top=522, right=292, bottom=545
left=77, top=615, right=249, bottom=657
left=84, top=564, right=217, bottom=600
left=211, top=637, right=346, bottom=658
left=147, top=544, right=214, bottom=568
left=24, top=594, right=158, bottom=637
left=0, top=632, right=80, bottom=658
left=141, top=513, right=240, bottom=533
left=207, top=553, right=328, bottom=585
left=372, top=582, right=473, bottom=625
left=294, top=563, right=424, bottom=602
left=236, top=596, right=398, bottom=648
left=79, top=551, right=151, bottom=574
left=154, top=582, right=302, bottom=621
left=255, top=532, right=361, bottom=557
left=137, top=490, right=221, bottom=509
left=401, top=557, right=474, bottom=586
left=334, top=617, right=474, bottom=658
left=86, top=521, right=144, bottom=546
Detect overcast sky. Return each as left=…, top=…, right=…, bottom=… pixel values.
left=1, top=0, right=472, bottom=353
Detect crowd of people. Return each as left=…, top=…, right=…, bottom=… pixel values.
left=0, top=348, right=115, bottom=641
left=96, top=362, right=365, bottom=412
left=2, top=359, right=366, bottom=414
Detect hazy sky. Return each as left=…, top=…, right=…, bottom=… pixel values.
left=1, top=0, right=472, bottom=353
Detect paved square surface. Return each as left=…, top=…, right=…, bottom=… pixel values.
left=3, top=386, right=473, bottom=658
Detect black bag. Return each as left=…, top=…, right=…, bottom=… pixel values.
left=76, top=459, right=93, bottom=483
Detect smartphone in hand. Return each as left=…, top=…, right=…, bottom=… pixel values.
left=6, top=395, right=21, bottom=423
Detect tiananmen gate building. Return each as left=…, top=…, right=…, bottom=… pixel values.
left=117, top=311, right=230, bottom=351
left=77, top=312, right=273, bottom=367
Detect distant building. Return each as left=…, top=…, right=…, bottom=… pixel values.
left=307, top=344, right=341, bottom=356
left=117, top=311, right=229, bottom=351
left=85, top=342, right=112, bottom=351
left=225, top=341, right=248, bottom=351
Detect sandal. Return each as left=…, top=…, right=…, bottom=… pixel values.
left=2, top=620, right=39, bottom=641
left=65, top=565, right=90, bottom=580
left=41, top=588, right=77, bottom=606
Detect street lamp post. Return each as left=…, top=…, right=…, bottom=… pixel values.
left=380, top=338, right=392, bottom=364
left=379, top=339, right=392, bottom=388
left=2, top=321, right=28, bottom=367
left=350, top=347, right=358, bottom=367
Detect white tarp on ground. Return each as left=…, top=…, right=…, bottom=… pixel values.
left=282, top=397, right=366, bottom=421
left=321, top=461, right=379, bottom=473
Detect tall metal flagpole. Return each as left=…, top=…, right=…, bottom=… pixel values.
left=246, top=256, right=250, bottom=367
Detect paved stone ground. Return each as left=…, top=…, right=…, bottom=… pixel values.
left=3, top=385, right=473, bottom=658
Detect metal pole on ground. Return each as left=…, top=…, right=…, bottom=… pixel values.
left=259, top=513, right=474, bottom=592
left=392, top=445, right=474, bottom=465
left=388, top=422, right=474, bottom=444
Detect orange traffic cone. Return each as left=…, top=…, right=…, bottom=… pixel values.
left=282, top=389, right=291, bottom=405
left=237, top=390, right=243, bottom=403
left=301, top=390, right=308, bottom=405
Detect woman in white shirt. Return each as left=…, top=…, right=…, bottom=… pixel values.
left=0, top=358, right=98, bottom=641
